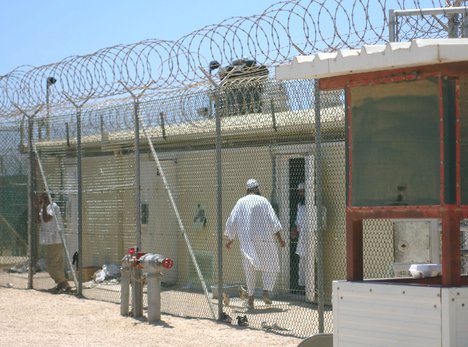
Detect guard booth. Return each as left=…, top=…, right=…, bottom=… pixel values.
left=277, top=39, right=468, bottom=346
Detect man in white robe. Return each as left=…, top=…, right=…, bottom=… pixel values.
left=225, top=178, right=285, bottom=309
left=294, top=183, right=309, bottom=287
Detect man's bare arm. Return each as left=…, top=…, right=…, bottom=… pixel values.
left=275, top=232, right=286, bottom=247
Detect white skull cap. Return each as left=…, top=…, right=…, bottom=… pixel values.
left=297, top=182, right=305, bottom=190
left=246, top=179, right=259, bottom=189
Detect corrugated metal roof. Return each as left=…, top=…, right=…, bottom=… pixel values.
left=276, top=38, right=468, bottom=81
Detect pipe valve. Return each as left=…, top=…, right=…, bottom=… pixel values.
left=139, top=253, right=174, bottom=273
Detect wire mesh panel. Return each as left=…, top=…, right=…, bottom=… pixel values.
left=0, top=122, right=29, bottom=289
left=1, top=0, right=467, bottom=340
left=0, top=78, right=411, bottom=337
left=153, top=149, right=219, bottom=320
left=0, top=76, right=444, bottom=337
left=363, top=220, right=394, bottom=279
left=212, top=79, right=344, bottom=336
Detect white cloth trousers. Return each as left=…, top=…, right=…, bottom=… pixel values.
left=242, top=256, right=278, bottom=296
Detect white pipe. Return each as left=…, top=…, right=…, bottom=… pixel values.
left=146, top=272, right=162, bottom=321
left=139, top=253, right=173, bottom=272
left=120, top=255, right=131, bottom=316
left=138, top=253, right=173, bottom=321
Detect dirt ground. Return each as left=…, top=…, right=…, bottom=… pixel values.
left=0, top=287, right=304, bottom=347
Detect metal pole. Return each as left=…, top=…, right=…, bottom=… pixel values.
left=45, top=77, right=56, bottom=140
left=27, top=118, right=35, bottom=289
left=201, top=66, right=228, bottom=321
left=140, top=120, right=217, bottom=319
left=76, top=108, right=83, bottom=296
left=146, top=272, right=162, bottom=321
left=116, top=81, right=152, bottom=319
left=120, top=256, right=131, bottom=316
left=463, top=11, right=468, bottom=37
left=448, top=13, right=460, bottom=38
left=314, top=79, right=325, bottom=333
left=214, top=88, right=224, bottom=321
left=132, top=98, right=143, bottom=318
left=134, top=99, right=142, bottom=251
left=46, top=83, right=50, bottom=140
left=116, top=81, right=150, bottom=254
left=63, top=93, right=94, bottom=296
left=389, top=9, right=397, bottom=42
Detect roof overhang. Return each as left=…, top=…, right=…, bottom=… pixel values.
left=276, top=38, right=468, bottom=81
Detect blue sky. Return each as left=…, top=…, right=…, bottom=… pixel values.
left=0, top=1, right=275, bottom=76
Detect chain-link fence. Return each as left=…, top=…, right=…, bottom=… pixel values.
left=0, top=77, right=410, bottom=337
left=1, top=0, right=468, bottom=338
left=0, top=122, right=29, bottom=287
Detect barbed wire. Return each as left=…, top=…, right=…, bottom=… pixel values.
left=0, top=0, right=465, bottom=117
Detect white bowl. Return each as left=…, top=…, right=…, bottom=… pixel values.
left=409, top=263, right=441, bottom=278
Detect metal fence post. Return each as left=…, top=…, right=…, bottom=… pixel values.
left=215, top=88, right=224, bottom=321
left=314, top=79, right=325, bottom=333
left=76, top=107, right=83, bottom=296
left=64, top=94, right=94, bottom=296
left=389, top=9, right=397, bottom=42
left=448, top=12, right=460, bottom=38
left=117, top=81, right=153, bottom=318
left=134, top=99, right=142, bottom=251
left=201, top=66, right=227, bottom=321
left=132, top=98, right=143, bottom=318
left=463, top=12, right=468, bottom=37
left=27, top=117, right=35, bottom=289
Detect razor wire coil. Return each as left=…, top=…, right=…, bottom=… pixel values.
left=0, top=0, right=466, bottom=118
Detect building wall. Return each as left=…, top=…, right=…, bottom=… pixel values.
left=38, top=138, right=394, bottom=300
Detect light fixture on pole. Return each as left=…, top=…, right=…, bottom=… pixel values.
left=209, top=60, right=220, bottom=75
left=45, top=77, right=57, bottom=139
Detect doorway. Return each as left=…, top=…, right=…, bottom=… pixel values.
left=289, top=157, right=305, bottom=292
left=275, top=150, right=315, bottom=295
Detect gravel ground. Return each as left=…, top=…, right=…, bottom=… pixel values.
left=0, top=287, right=304, bottom=347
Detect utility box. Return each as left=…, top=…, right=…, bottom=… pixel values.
left=393, top=219, right=440, bottom=277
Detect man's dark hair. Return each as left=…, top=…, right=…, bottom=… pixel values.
left=247, top=187, right=260, bottom=195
